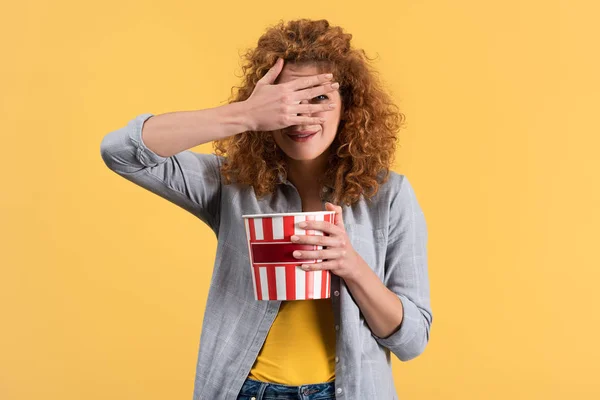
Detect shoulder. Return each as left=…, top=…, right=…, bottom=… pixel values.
left=373, top=170, right=424, bottom=223
left=347, top=171, right=412, bottom=226
left=214, top=154, right=227, bottom=165
left=375, top=170, right=412, bottom=203
left=188, top=152, right=226, bottom=174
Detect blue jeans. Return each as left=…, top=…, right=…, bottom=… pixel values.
left=236, top=377, right=336, bottom=400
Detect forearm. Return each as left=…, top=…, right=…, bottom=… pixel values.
left=344, top=257, right=404, bottom=339
left=141, top=101, right=252, bottom=158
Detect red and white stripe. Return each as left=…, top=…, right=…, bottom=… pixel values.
left=244, top=213, right=334, bottom=301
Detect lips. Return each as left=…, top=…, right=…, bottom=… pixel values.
left=288, top=130, right=318, bottom=137
left=286, top=130, right=318, bottom=142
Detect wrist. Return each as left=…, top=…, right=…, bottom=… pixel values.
left=346, top=252, right=370, bottom=284
left=233, top=100, right=256, bottom=132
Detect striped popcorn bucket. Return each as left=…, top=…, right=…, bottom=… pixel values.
left=242, top=211, right=336, bottom=301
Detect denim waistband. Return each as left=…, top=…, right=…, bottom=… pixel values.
left=239, top=377, right=336, bottom=399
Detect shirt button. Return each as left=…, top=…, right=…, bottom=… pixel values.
left=335, top=324, right=340, bottom=331
left=336, top=388, right=343, bottom=394
left=334, top=290, right=340, bottom=296
left=335, top=356, right=339, bottom=363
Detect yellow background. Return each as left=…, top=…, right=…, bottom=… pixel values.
left=1, top=0, right=599, bottom=399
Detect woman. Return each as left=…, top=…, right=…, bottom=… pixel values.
left=100, top=18, right=432, bottom=400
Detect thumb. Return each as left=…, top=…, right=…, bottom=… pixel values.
left=325, top=202, right=345, bottom=229
left=258, top=57, right=284, bottom=86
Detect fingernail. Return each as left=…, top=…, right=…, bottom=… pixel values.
left=293, top=251, right=302, bottom=257
left=332, top=82, right=340, bottom=89
left=299, top=222, right=307, bottom=228
left=291, top=235, right=299, bottom=242
left=301, top=265, right=310, bottom=270
left=325, top=73, right=333, bottom=78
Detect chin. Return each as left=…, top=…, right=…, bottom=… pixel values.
left=281, top=150, right=324, bottom=161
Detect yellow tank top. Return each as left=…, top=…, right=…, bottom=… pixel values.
left=247, top=298, right=337, bottom=385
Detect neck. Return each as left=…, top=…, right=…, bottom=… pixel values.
left=285, top=152, right=329, bottom=197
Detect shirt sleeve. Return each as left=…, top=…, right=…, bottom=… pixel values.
left=371, top=174, right=433, bottom=361
left=99, top=113, right=222, bottom=235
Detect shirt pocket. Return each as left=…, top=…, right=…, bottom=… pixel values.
left=345, top=224, right=386, bottom=279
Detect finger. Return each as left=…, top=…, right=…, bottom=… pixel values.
left=300, top=261, right=335, bottom=271
left=291, top=82, right=339, bottom=102
left=290, top=234, right=341, bottom=247
left=293, top=249, right=342, bottom=260
left=257, top=57, right=284, bottom=86
left=298, top=220, right=341, bottom=236
left=325, top=202, right=345, bottom=229
left=284, top=73, right=334, bottom=91
left=288, top=102, right=336, bottom=114
left=287, top=116, right=327, bottom=125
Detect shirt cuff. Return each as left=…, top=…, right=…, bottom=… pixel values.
left=128, top=113, right=168, bottom=167
left=371, top=293, right=420, bottom=349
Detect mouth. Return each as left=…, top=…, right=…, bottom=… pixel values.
left=286, top=130, right=318, bottom=142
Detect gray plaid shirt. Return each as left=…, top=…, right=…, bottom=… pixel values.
left=100, top=113, right=433, bottom=400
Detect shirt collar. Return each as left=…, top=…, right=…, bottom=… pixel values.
left=276, top=171, right=287, bottom=185
left=276, top=171, right=335, bottom=192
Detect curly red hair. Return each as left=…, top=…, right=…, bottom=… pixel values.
left=213, top=18, right=405, bottom=206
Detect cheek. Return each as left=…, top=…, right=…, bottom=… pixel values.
left=323, top=109, right=341, bottom=129
left=322, top=97, right=342, bottom=126
left=271, top=131, right=284, bottom=145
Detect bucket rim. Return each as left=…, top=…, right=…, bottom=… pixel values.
left=242, top=211, right=336, bottom=219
